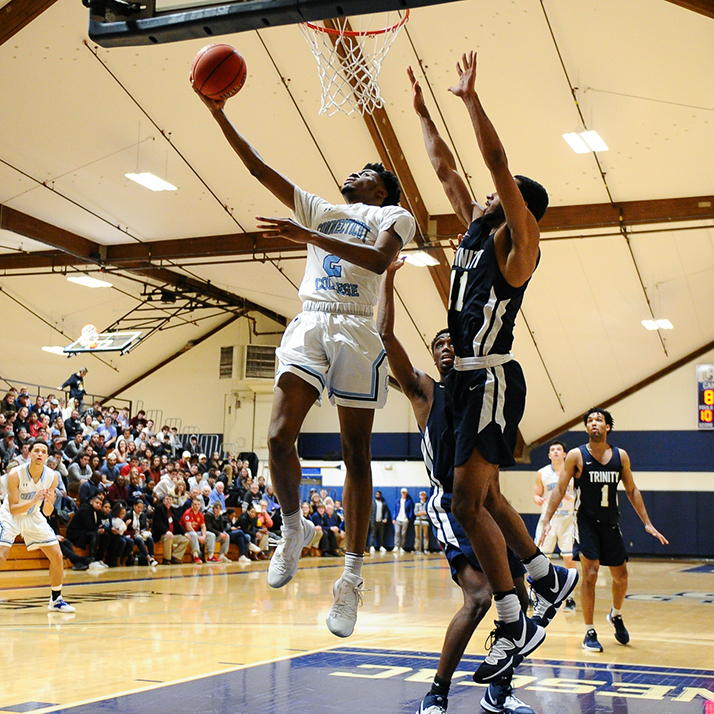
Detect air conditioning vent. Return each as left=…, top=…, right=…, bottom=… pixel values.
left=244, top=345, right=277, bottom=380
left=219, top=346, right=234, bottom=379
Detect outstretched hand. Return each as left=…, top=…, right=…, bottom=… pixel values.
left=407, top=66, right=429, bottom=118
left=190, top=77, right=226, bottom=113
left=386, top=255, right=407, bottom=276
left=448, top=51, right=478, bottom=98
left=256, top=216, right=315, bottom=245
left=537, top=521, right=551, bottom=548
left=645, top=523, right=669, bottom=545
left=449, top=233, right=464, bottom=253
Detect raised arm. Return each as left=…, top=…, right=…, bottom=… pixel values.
left=544, top=449, right=579, bottom=523
left=533, top=470, right=546, bottom=507
left=620, top=450, right=669, bottom=545
left=377, top=258, right=434, bottom=430
left=450, top=52, right=540, bottom=287
left=193, top=89, right=296, bottom=210
left=408, top=67, right=476, bottom=228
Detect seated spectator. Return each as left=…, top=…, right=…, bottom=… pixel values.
left=1, top=391, right=16, bottom=416
left=174, top=479, right=189, bottom=509
left=257, top=475, right=267, bottom=494
left=199, top=484, right=212, bottom=512
left=0, top=431, right=17, bottom=468
left=120, top=455, right=140, bottom=478
left=241, top=482, right=262, bottom=513
left=64, top=432, right=85, bottom=462
left=65, top=494, right=109, bottom=568
left=127, top=469, right=149, bottom=508
left=310, top=491, right=323, bottom=514
left=155, top=433, right=173, bottom=459
left=144, top=479, right=156, bottom=504
left=111, top=438, right=129, bottom=464
left=181, top=497, right=216, bottom=563
left=153, top=470, right=176, bottom=502
left=204, top=502, right=231, bottom=562
left=151, top=494, right=189, bottom=564
left=109, top=502, right=134, bottom=566
left=27, top=410, right=41, bottom=438
left=50, top=446, right=69, bottom=487
left=238, top=505, right=269, bottom=560
left=147, top=455, right=163, bottom=483
left=68, top=452, right=92, bottom=493
left=96, top=415, right=118, bottom=449
left=64, top=409, right=82, bottom=439
left=187, top=434, right=200, bottom=456
left=225, top=508, right=254, bottom=563
left=324, top=501, right=345, bottom=552
left=81, top=414, right=95, bottom=438
left=197, top=453, right=209, bottom=474
left=186, top=464, right=205, bottom=492
left=93, top=433, right=108, bottom=460
left=79, top=470, right=106, bottom=504
left=209, top=452, right=222, bottom=471
left=311, top=503, right=339, bottom=557
left=209, top=481, right=226, bottom=512
left=15, top=442, right=31, bottom=466
left=50, top=415, right=67, bottom=442
left=101, top=453, right=122, bottom=482
left=107, top=474, right=130, bottom=505
left=301, top=501, right=323, bottom=556
left=124, top=500, right=158, bottom=565
left=13, top=406, right=31, bottom=438
left=334, top=499, right=345, bottom=523
left=116, top=407, right=130, bottom=432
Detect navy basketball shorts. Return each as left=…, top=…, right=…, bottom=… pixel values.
left=573, top=511, right=628, bottom=567
left=445, top=360, right=526, bottom=468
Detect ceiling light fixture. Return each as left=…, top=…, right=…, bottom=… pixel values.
left=125, top=172, right=177, bottom=192
left=563, top=130, right=608, bottom=154
left=402, top=251, right=440, bottom=267
left=41, top=345, right=66, bottom=355
left=642, top=319, right=673, bottom=331
left=67, top=275, right=113, bottom=289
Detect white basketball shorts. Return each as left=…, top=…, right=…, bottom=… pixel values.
left=0, top=509, right=59, bottom=551
left=535, top=512, right=574, bottom=557
left=275, top=303, right=389, bottom=409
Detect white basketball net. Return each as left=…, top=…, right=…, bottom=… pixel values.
left=300, top=11, right=409, bottom=116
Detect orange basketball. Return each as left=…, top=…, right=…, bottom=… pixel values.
left=191, top=43, right=247, bottom=101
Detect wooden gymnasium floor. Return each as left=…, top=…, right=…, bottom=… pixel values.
left=1, top=553, right=713, bottom=714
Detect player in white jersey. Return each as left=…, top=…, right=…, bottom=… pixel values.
left=195, top=87, right=416, bottom=638
left=0, top=439, right=75, bottom=612
left=533, top=441, right=576, bottom=611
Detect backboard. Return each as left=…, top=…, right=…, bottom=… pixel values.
left=64, top=331, right=143, bottom=356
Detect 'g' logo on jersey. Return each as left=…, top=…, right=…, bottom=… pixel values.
left=323, top=254, right=342, bottom=277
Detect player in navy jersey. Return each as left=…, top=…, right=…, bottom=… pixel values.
left=540, top=408, right=668, bottom=651
left=378, top=258, right=533, bottom=714
left=409, top=52, right=576, bottom=682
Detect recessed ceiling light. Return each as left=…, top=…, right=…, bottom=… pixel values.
left=41, top=345, right=66, bottom=355
left=563, top=130, right=608, bottom=154
left=67, top=275, right=113, bottom=289
left=580, top=130, right=608, bottom=152
left=402, top=251, right=440, bottom=267
left=563, top=132, right=591, bottom=154
left=642, top=319, right=673, bottom=331
left=125, top=172, right=177, bottom=192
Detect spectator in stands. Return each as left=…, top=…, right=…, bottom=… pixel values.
left=120, top=455, right=139, bottom=478
left=64, top=409, right=82, bottom=440
left=117, top=407, right=130, bottom=432
left=50, top=415, right=67, bottom=442
left=26, top=410, right=41, bottom=438
left=414, top=491, right=430, bottom=554
left=125, top=500, right=158, bottom=566
left=154, top=470, right=177, bottom=502
left=169, top=427, right=181, bottom=454
left=225, top=509, right=253, bottom=563
left=181, top=497, right=216, bottom=563
left=155, top=433, right=173, bottom=459
left=369, top=491, right=390, bottom=553
left=186, top=434, right=200, bottom=456
left=129, top=409, right=147, bottom=433
left=152, top=494, right=188, bottom=564
left=256, top=501, right=273, bottom=539
left=309, top=491, right=323, bottom=513
left=209, top=481, right=226, bottom=512
left=47, top=397, right=62, bottom=423
left=14, top=406, right=31, bottom=439
left=300, top=501, right=323, bottom=556
left=14, top=388, right=30, bottom=412
left=107, top=474, right=130, bottom=505
left=393, top=488, right=415, bottom=554
left=108, top=502, right=134, bottom=566
left=209, top=452, right=222, bottom=471
left=68, top=452, right=92, bottom=492
left=174, top=479, right=189, bottom=509
left=187, top=464, right=205, bottom=493
left=324, top=501, right=345, bottom=552
left=96, top=415, right=118, bottom=449
left=199, top=484, right=212, bottom=512
left=205, top=501, right=231, bottom=563
left=50, top=447, right=69, bottom=487
left=64, top=432, right=85, bottom=462
left=127, top=469, right=147, bottom=507
left=111, top=438, right=129, bottom=465
left=88, top=454, right=102, bottom=476
left=65, top=493, right=109, bottom=569
left=94, top=433, right=108, bottom=460
left=197, top=454, right=209, bottom=474
left=242, top=482, right=262, bottom=512
left=116, top=426, right=133, bottom=447
left=101, top=453, right=121, bottom=482
left=79, top=470, right=106, bottom=505
left=81, top=414, right=95, bottom=438
left=59, top=368, right=88, bottom=412
left=0, top=432, right=17, bottom=468
left=1, top=392, right=16, bottom=417
left=30, top=394, right=45, bottom=416
left=312, top=503, right=339, bottom=557
left=238, top=505, right=269, bottom=560
left=334, top=499, right=345, bottom=523
left=147, top=455, right=163, bottom=483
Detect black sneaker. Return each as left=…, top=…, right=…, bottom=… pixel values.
left=529, top=564, right=579, bottom=627
left=416, top=692, right=447, bottom=714
left=481, top=678, right=535, bottom=714
left=564, top=597, right=576, bottom=612
left=72, top=561, right=89, bottom=571
left=583, top=628, right=603, bottom=652
left=607, top=611, right=630, bottom=644
left=473, top=612, right=545, bottom=683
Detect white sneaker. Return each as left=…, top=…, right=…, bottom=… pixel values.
left=248, top=542, right=262, bottom=554
left=267, top=518, right=316, bottom=589
left=369, top=546, right=375, bottom=554
left=379, top=546, right=386, bottom=553
left=326, top=572, right=364, bottom=638
left=48, top=596, right=76, bottom=613
left=219, top=554, right=231, bottom=563
left=88, top=561, right=103, bottom=570
left=148, top=558, right=158, bottom=567
left=99, top=561, right=109, bottom=569
left=238, top=555, right=252, bottom=564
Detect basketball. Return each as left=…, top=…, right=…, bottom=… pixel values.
left=191, top=43, right=247, bottom=101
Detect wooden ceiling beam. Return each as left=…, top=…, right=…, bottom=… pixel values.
left=0, top=0, right=59, bottom=46
left=665, top=0, right=714, bottom=19
left=434, top=195, right=714, bottom=239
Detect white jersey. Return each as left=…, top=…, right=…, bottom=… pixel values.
left=293, top=187, right=416, bottom=308
left=540, top=464, right=574, bottom=517
left=0, top=463, right=55, bottom=519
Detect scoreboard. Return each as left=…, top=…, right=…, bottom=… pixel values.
left=697, top=364, right=714, bottom=429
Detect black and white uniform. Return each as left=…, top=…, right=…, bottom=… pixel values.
left=446, top=217, right=532, bottom=467
left=573, top=445, right=628, bottom=566
left=0, top=464, right=58, bottom=550
left=423, top=379, right=525, bottom=585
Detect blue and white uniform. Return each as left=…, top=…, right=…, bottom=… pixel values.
left=534, top=465, right=574, bottom=557
left=446, top=217, right=534, bottom=467
left=0, top=464, right=58, bottom=550
left=423, top=379, right=525, bottom=584
left=276, top=186, right=416, bottom=409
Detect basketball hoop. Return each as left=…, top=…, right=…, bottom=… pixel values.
left=78, top=324, right=100, bottom=349
left=300, top=10, right=410, bottom=116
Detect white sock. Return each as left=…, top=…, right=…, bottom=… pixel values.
left=494, top=592, right=521, bottom=624
left=611, top=607, right=622, bottom=617
left=524, top=553, right=551, bottom=581
left=283, top=509, right=301, bottom=530
left=344, top=552, right=364, bottom=579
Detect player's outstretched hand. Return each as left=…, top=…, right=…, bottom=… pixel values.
left=537, top=521, right=551, bottom=548
left=645, top=524, right=669, bottom=545
left=448, top=51, right=478, bottom=98
left=190, top=77, right=226, bottom=113
left=387, top=255, right=406, bottom=276
left=256, top=216, right=314, bottom=245
left=449, top=233, right=464, bottom=252
left=407, top=66, right=429, bottom=118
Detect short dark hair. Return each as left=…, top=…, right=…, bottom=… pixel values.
left=514, top=175, right=549, bottom=221
left=547, top=440, right=566, bottom=452
left=583, top=407, right=614, bottom=429
left=430, top=328, right=450, bottom=353
left=29, top=438, right=49, bottom=453
left=363, top=162, right=401, bottom=206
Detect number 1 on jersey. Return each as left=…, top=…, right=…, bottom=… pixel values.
left=600, top=484, right=609, bottom=508
left=450, top=271, right=468, bottom=312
